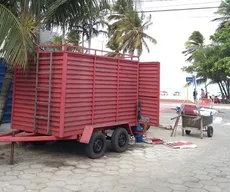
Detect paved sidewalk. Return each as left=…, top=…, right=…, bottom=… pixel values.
left=0, top=111, right=230, bottom=192
left=0, top=121, right=230, bottom=192
left=0, top=123, right=10, bottom=133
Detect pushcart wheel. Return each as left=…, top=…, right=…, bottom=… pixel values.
left=185, top=130, right=191, bottom=135
left=207, top=126, right=214, bottom=137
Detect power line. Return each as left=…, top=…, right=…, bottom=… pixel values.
left=138, top=6, right=222, bottom=13
left=133, top=0, right=181, bottom=2
left=136, top=1, right=220, bottom=9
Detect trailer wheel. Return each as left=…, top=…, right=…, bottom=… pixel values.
left=207, top=126, right=213, bottom=137
left=185, top=130, right=191, bottom=135
left=111, top=128, right=129, bottom=153
left=85, top=132, right=107, bottom=159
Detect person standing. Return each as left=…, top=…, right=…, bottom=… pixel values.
left=193, top=88, right=197, bottom=103
left=209, top=95, right=214, bottom=108
left=201, top=88, right=206, bottom=98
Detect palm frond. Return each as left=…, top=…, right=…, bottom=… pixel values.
left=0, top=4, right=34, bottom=69
left=206, top=80, right=216, bottom=86
left=183, top=77, right=208, bottom=88
left=196, top=78, right=207, bottom=85
left=142, top=39, right=150, bottom=53
left=184, top=82, right=192, bottom=88
left=108, top=7, right=156, bottom=56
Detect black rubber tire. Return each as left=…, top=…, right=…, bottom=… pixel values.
left=207, top=126, right=214, bottom=137
left=185, top=130, right=191, bottom=135
left=85, top=132, right=107, bottom=159
left=111, top=128, right=129, bottom=153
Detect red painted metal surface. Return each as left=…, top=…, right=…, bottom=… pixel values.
left=138, top=62, right=160, bottom=126
left=12, top=52, right=63, bottom=137
left=11, top=45, right=160, bottom=139
left=79, top=121, right=130, bottom=144
left=199, top=98, right=211, bottom=107
left=0, top=131, right=76, bottom=142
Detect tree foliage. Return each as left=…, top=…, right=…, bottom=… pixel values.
left=107, top=0, right=156, bottom=56
left=182, top=0, right=230, bottom=99
left=213, top=0, right=230, bottom=30
left=183, top=27, right=230, bottom=98
left=0, top=4, right=35, bottom=69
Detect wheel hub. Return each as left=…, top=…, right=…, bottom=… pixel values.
left=118, top=133, right=126, bottom=147
left=93, top=139, right=103, bottom=153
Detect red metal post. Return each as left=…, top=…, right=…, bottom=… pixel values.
left=9, top=132, right=15, bottom=165
left=59, top=51, right=68, bottom=137
left=116, top=59, right=120, bottom=121
left=136, top=60, right=140, bottom=124
left=11, top=68, right=17, bottom=128
left=92, top=50, right=96, bottom=125
left=157, top=62, right=160, bottom=126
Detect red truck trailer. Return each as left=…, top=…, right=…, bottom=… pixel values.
left=0, top=45, right=160, bottom=163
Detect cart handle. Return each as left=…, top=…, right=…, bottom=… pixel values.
left=171, top=115, right=181, bottom=120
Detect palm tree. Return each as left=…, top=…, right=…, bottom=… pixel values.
left=0, top=3, right=36, bottom=123
left=67, top=30, right=80, bottom=46
left=182, top=31, right=210, bottom=93
left=68, top=3, right=109, bottom=50
left=52, top=31, right=81, bottom=45
left=52, top=35, right=62, bottom=44
left=213, top=0, right=230, bottom=30
left=44, top=0, right=109, bottom=44
left=107, top=1, right=156, bottom=56
left=70, top=17, right=108, bottom=49
left=0, top=0, right=110, bottom=123
left=182, top=31, right=205, bottom=62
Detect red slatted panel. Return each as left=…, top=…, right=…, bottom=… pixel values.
left=64, top=53, right=94, bottom=136
left=138, top=62, right=160, bottom=126
left=11, top=52, right=63, bottom=136
left=11, top=47, right=160, bottom=138
left=63, top=53, right=139, bottom=137
left=118, top=60, right=138, bottom=125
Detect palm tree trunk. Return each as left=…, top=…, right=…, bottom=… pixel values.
left=227, top=81, right=230, bottom=98
left=221, top=81, right=228, bottom=98
left=218, top=81, right=224, bottom=96
left=62, top=23, right=66, bottom=45
left=88, top=38, right=91, bottom=53
left=81, top=33, right=85, bottom=53
left=223, top=81, right=229, bottom=98
left=0, top=66, right=14, bottom=125
left=204, top=81, right=208, bottom=94
left=88, top=37, right=91, bottom=49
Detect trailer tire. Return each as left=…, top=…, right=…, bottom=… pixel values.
left=85, top=132, right=107, bottom=159
left=207, top=126, right=213, bottom=137
left=111, top=128, right=129, bottom=153
left=185, top=130, right=191, bottom=135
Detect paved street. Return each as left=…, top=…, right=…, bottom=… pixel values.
left=0, top=106, right=230, bottom=192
